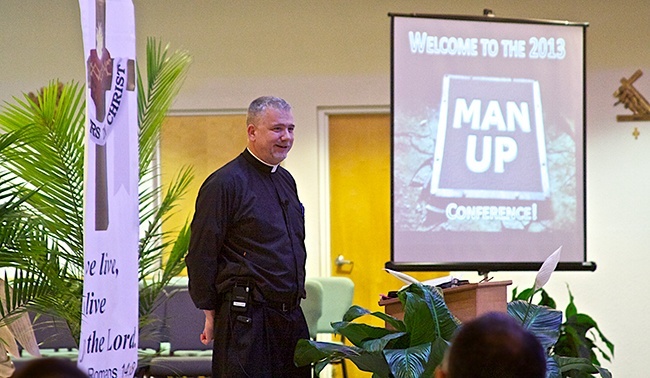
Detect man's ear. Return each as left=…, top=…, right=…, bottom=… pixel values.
left=247, top=124, right=256, bottom=140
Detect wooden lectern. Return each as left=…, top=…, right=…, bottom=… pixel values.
left=379, top=280, right=512, bottom=324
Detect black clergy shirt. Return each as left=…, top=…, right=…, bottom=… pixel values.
left=186, top=149, right=307, bottom=310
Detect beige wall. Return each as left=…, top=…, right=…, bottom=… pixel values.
left=2, top=1, right=650, bottom=375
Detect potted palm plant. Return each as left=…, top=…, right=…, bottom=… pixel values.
left=0, top=38, right=192, bottom=371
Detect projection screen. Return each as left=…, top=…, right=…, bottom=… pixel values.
left=389, top=13, right=594, bottom=272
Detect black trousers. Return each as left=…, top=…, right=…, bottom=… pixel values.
left=212, top=298, right=311, bottom=378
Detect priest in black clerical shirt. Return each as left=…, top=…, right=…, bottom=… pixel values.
left=186, top=96, right=310, bottom=378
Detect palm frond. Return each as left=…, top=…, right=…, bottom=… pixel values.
left=0, top=81, right=85, bottom=256
left=139, top=165, right=193, bottom=272
left=0, top=266, right=54, bottom=328
left=138, top=38, right=192, bottom=175
left=135, top=40, right=193, bottom=324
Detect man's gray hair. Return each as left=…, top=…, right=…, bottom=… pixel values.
left=246, top=96, right=292, bottom=126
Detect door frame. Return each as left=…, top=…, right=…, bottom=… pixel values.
left=316, top=105, right=390, bottom=277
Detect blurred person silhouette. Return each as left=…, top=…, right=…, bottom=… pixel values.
left=12, top=357, right=87, bottom=378
left=435, top=312, right=546, bottom=378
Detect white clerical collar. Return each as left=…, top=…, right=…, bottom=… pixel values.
left=247, top=148, right=279, bottom=173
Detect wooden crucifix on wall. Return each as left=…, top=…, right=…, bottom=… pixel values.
left=614, top=69, right=650, bottom=139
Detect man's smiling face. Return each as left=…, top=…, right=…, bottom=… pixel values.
left=247, top=107, right=295, bottom=166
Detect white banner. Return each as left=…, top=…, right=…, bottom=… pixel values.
left=78, top=0, right=139, bottom=377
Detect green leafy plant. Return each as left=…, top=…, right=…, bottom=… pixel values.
left=509, top=247, right=612, bottom=378
left=0, top=38, right=192, bottom=348
left=296, top=282, right=612, bottom=378
left=296, top=248, right=612, bottom=378
left=512, top=286, right=614, bottom=378
left=0, top=128, right=50, bottom=374
left=295, top=283, right=460, bottom=378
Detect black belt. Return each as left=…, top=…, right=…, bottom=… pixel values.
left=224, top=283, right=300, bottom=312
left=263, top=299, right=300, bottom=313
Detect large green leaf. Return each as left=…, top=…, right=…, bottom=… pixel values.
left=508, top=300, right=562, bottom=351
left=384, top=342, right=431, bottom=378
left=294, top=339, right=364, bottom=374
left=424, top=337, right=450, bottom=377
left=563, top=312, right=614, bottom=364
left=293, top=339, right=391, bottom=378
left=293, top=339, right=355, bottom=365
left=555, top=356, right=612, bottom=378
left=347, top=351, right=392, bottom=378
left=549, top=285, right=614, bottom=375
left=546, top=355, right=561, bottom=378
left=333, top=321, right=408, bottom=350
left=343, top=304, right=406, bottom=332
left=400, top=283, right=460, bottom=346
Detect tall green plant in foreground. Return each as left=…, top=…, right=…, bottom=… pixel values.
left=0, top=38, right=192, bottom=344
left=512, top=286, right=614, bottom=378
left=510, top=247, right=612, bottom=378
left=296, top=282, right=613, bottom=378
left=0, top=128, right=50, bottom=365
left=295, top=283, right=460, bottom=378
left=296, top=250, right=612, bottom=378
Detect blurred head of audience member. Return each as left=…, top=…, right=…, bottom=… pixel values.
left=435, top=311, right=546, bottom=378
left=12, top=357, right=87, bottom=378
